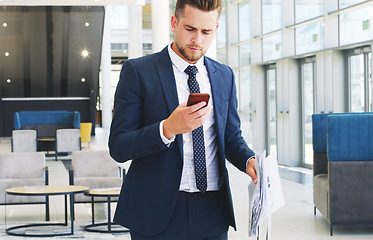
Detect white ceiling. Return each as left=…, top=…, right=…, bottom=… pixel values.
left=0, top=0, right=145, bottom=6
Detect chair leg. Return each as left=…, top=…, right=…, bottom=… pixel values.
left=330, top=224, right=333, bottom=236
left=314, top=206, right=316, bottom=215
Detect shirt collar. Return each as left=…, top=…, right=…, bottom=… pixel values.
left=168, top=43, right=204, bottom=73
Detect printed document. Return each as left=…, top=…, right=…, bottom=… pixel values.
left=248, top=151, right=285, bottom=237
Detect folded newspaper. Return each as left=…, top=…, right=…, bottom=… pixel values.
left=248, top=151, right=285, bottom=237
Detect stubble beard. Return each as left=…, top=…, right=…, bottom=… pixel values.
left=175, top=41, right=206, bottom=63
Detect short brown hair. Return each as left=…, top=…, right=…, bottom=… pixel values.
left=175, top=0, right=222, bottom=19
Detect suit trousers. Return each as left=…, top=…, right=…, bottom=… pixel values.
left=130, top=190, right=229, bottom=240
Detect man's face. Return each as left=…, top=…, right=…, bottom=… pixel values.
left=171, top=4, right=219, bottom=64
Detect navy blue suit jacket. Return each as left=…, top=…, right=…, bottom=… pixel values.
left=109, top=47, right=255, bottom=236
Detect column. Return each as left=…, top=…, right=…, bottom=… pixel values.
left=101, top=5, right=112, bottom=129
left=129, top=5, right=143, bottom=59
left=151, top=0, right=169, bottom=53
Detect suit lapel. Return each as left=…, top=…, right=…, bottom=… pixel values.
left=155, top=48, right=179, bottom=113
left=205, top=57, right=225, bottom=158
left=155, top=47, right=184, bottom=159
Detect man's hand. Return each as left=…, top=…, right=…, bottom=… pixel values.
left=246, top=158, right=257, bottom=184
left=163, top=101, right=213, bottom=139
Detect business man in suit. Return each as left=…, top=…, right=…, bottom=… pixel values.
left=109, top=0, right=257, bottom=239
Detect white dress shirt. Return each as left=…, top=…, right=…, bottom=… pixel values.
left=159, top=44, right=220, bottom=192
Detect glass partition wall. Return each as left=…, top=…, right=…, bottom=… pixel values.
left=347, top=47, right=372, bottom=112
left=266, top=65, right=277, bottom=154
left=215, top=0, right=373, bottom=168
left=300, top=57, right=316, bottom=166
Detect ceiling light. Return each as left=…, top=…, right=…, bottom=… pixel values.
left=6, top=79, right=11, bottom=83
left=5, top=52, right=9, bottom=57
left=3, top=23, right=7, bottom=27
left=85, top=22, right=90, bottom=27
left=82, top=50, right=89, bottom=57
left=81, top=78, right=86, bottom=82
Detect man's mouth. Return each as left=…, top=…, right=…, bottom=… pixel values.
left=188, top=46, right=201, bottom=52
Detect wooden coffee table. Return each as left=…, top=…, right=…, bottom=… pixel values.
left=6, top=185, right=89, bottom=237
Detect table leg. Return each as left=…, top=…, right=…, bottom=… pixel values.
left=91, top=196, right=95, bottom=224
left=108, top=197, right=111, bottom=232
left=70, top=193, right=74, bottom=235
left=64, top=195, right=68, bottom=225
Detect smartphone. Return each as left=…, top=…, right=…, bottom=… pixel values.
left=187, top=93, right=210, bottom=107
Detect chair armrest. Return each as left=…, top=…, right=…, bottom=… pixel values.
left=121, top=168, right=126, bottom=180
left=44, top=167, right=49, bottom=185
left=69, top=166, right=74, bottom=185
left=313, top=152, right=328, bottom=176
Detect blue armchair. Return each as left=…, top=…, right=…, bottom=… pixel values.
left=312, top=113, right=373, bottom=235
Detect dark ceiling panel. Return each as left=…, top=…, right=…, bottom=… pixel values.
left=0, top=6, right=104, bottom=98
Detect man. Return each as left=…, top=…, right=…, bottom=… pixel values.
left=109, top=0, right=257, bottom=239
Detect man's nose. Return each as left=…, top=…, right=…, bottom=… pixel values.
left=192, top=32, right=202, bottom=45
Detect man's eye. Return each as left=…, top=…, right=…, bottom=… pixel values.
left=186, top=28, right=194, bottom=31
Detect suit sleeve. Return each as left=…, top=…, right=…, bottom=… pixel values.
left=108, top=60, right=169, bottom=163
left=224, top=67, right=255, bottom=172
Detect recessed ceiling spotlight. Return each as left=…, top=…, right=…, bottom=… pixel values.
left=6, top=79, right=11, bottom=83
left=85, top=22, right=90, bottom=27
left=3, top=23, right=7, bottom=27
left=81, top=78, right=86, bottom=82
left=82, top=49, right=89, bottom=57
left=5, top=52, right=9, bottom=57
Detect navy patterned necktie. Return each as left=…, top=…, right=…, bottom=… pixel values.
left=185, top=65, right=207, bottom=193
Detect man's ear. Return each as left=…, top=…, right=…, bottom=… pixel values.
left=171, top=15, right=178, bottom=32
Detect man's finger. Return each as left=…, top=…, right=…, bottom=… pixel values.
left=246, top=159, right=257, bottom=184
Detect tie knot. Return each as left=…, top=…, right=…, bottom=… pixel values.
left=185, top=65, right=198, bottom=77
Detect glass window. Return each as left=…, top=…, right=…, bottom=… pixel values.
left=217, top=50, right=227, bottom=65
left=142, top=3, right=152, bottom=29
left=262, top=0, right=282, bottom=34
left=348, top=49, right=371, bottom=112
left=263, top=33, right=282, bottom=62
left=340, top=6, right=373, bottom=46
left=349, top=54, right=365, bottom=112
left=239, top=1, right=250, bottom=41
left=369, top=53, right=372, bottom=111
left=296, top=21, right=323, bottom=55
left=339, top=0, right=367, bottom=9
left=217, top=8, right=227, bottom=49
left=110, top=6, right=129, bottom=30
left=267, top=66, right=277, bottom=153
left=239, top=69, right=253, bottom=147
left=239, top=69, right=252, bottom=111
left=301, top=59, right=316, bottom=166
left=239, top=44, right=251, bottom=67
left=295, top=0, right=323, bottom=23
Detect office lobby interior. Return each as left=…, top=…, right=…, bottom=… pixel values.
left=1, top=0, right=373, bottom=239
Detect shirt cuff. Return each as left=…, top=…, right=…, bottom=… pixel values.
left=246, top=156, right=255, bottom=167
left=160, top=120, right=175, bottom=147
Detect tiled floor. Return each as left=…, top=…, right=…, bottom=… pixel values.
left=1, top=128, right=373, bottom=239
